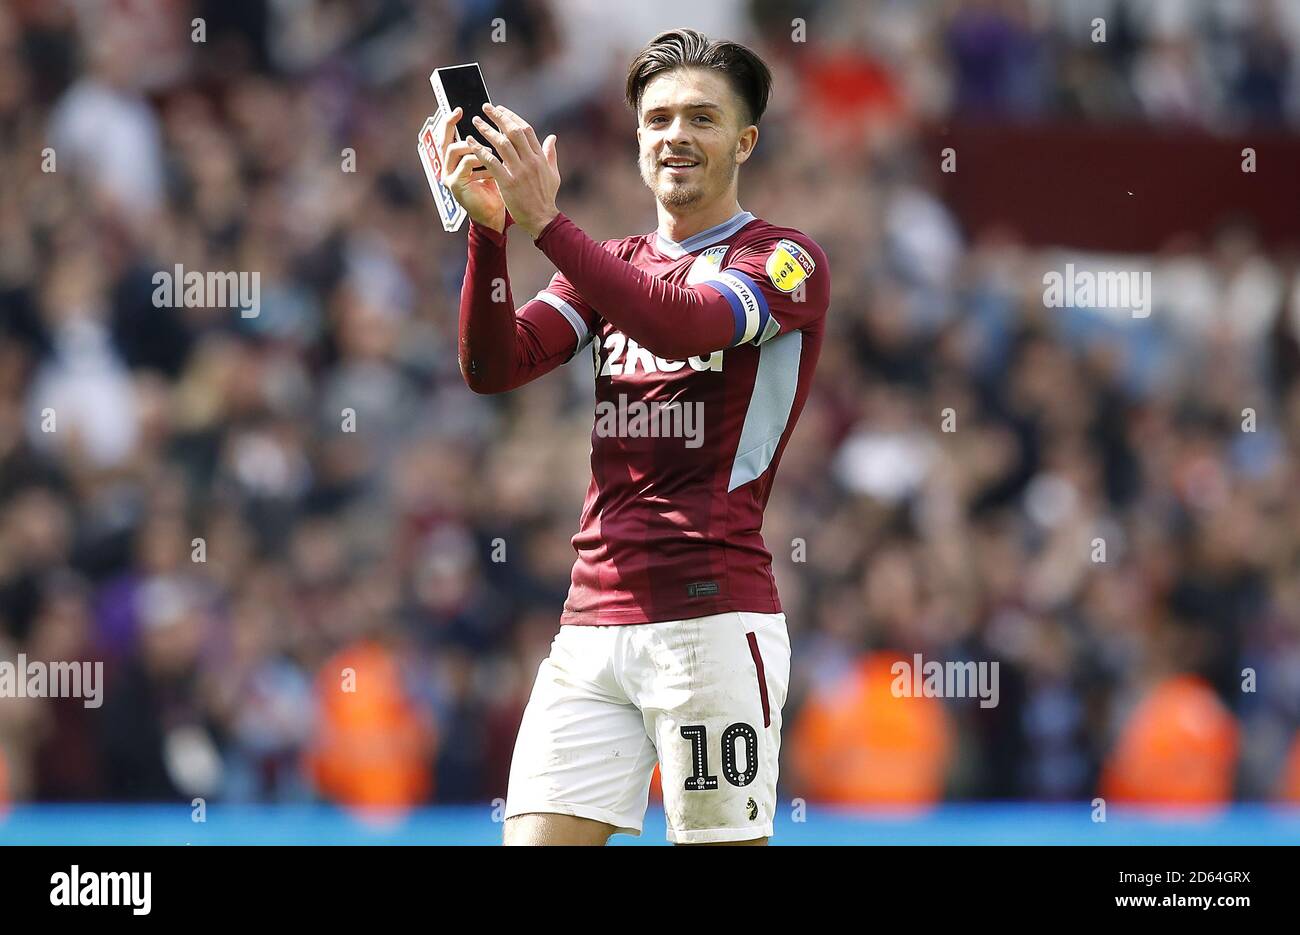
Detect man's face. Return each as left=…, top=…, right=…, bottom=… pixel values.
left=636, top=68, right=756, bottom=209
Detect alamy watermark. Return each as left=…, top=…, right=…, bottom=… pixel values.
left=594, top=393, right=704, bottom=448
left=50, top=866, right=151, bottom=915
left=890, top=653, right=999, bottom=708
left=1043, top=263, right=1150, bottom=318
left=0, top=654, right=103, bottom=708
left=152, top=264, right=260, bottom=318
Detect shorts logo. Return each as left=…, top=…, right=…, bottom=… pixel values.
left=766, top=239, right=815, bottom=293
left=746, top=797, right=758, bottom=821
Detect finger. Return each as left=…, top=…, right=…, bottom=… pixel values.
left=438, top=106, right=462, bottom=153
left=491, top=104, right=542, bottom=157
left=447, top=158, right=484, bottom=190
left=469, top=116, right=515, bottom=167
left=543, top=134, right=558, bottom=174
left=444, top=139, right=480, bottom=166
left=444, top=142, right=484, bottom=186
left=472, top=108, right=519, bottom=167
left=463, top=135, right=507, bottom=181
left=447, top=139, right=493, bottom=178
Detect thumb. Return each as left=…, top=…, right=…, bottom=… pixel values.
left=544, top=134, right=558, bottom=172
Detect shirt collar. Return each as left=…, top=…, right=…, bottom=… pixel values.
left=655, top=210, right=756, bottom=259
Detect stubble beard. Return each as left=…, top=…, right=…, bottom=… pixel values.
left=640, top=151, right=735, bottom=209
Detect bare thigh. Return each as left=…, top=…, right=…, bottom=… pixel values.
left=503, top=813, right=617, bottom=846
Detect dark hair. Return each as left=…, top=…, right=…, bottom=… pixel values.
left=625, top=29, right=772, bottom=127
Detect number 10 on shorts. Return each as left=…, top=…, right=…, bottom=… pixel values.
left=680, top=723, right=760, bottom=790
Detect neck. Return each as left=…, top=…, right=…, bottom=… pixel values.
left=657, top=190, right=743, bottom=244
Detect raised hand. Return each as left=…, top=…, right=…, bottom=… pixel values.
left=436, top=106, right=507, bottom=233
left=464, top=103, right=560, bottom=240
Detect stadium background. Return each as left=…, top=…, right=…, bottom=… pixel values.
left=2, top=0, right=1300, bottom=844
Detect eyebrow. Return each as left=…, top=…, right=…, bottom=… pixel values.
left=642, top=100, right=723, bottom=115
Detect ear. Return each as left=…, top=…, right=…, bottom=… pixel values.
left=735, top=125, right=759, bottom=166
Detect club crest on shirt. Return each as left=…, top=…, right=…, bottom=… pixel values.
left=685, top=245, right=730, bottom=285
left=766, top=239, right=815, bottom=293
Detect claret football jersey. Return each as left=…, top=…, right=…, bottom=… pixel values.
left=531, top=210, right=830, bottom=625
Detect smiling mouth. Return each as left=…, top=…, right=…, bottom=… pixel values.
left=661, top=157, right=700, bottom=170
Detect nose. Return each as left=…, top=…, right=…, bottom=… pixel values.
left=664, top=115, right=694, bottom=149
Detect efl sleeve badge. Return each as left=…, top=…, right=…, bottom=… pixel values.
left=765, top=238, right=816, bottom=293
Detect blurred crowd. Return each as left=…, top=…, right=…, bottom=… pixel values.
left=1, top=0, right=1299, bottom=811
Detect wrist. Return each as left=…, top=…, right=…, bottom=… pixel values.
left=529, top=210, right=563, bottom=244
left=471, top=205, right=509, bottom=237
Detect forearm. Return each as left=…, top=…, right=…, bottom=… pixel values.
left=533, top=213, right=736, bottom=360
left=458, top=218, right=572, bottom=393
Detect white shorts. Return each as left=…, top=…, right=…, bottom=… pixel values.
left=504, top=611, right=791, bottom=844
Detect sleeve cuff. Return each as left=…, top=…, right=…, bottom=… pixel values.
left=469, top=217, right=508, bottom=248
left=533, top=212, right=568, bottom=247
